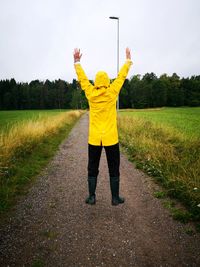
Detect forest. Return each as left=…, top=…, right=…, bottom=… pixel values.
left=0, top=72, right=200, bottom=110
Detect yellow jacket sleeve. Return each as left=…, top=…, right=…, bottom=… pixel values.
left=74, top=63, right=94, bottom=99
left=110, top=60, right=133, bottom=95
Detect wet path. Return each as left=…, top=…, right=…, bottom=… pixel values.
left=0, top=113, right=200, bottom=267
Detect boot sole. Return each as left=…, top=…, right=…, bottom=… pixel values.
left=85, top=201, right=96, bottom=205
left=85, top=199, right=96, bottom=205
left=112, top=201, right=125, bottom=206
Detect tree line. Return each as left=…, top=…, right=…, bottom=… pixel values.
left=0, top=78, right=87, bottom=110
left=120, top=73, right=200, bottom=108
left=0, top=72, right=200, bottom=110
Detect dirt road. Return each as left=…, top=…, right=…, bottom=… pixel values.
left=0, top=113, right=199, bottom=267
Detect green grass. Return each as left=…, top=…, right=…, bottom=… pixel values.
left=40, top=229, right=58, bottom=239
left=171, top=208, right=192, bottom=223
left=31, top=259, right=45, bottom=267
left=153, top=191, right=166, bottom=199
left=162, top=199, right=192, bottom=224
left=118, top=107, right=200, bottom=224
left=0, top=109, right=69, bottom=132
left=184, top=228, right=195, bottom=236
left=120, top=107, right=200, bottom=139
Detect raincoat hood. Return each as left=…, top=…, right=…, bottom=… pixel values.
left=94, top=71, right=110, bottom=88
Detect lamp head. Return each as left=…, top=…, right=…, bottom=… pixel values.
left=109, top=16, right=119, bottom=20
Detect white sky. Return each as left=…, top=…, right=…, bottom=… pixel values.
left=0, top=0, right=200, bottom=82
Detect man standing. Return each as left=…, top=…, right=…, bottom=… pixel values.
left=74, top=48, right=132, bottom=205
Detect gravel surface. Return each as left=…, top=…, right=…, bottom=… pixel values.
left=0, top=113, right=200, bottom=267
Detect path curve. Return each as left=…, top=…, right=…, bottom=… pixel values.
left=0, top=113, right=200, bottom=267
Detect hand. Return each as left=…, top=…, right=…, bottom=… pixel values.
left=73, top=48, right=82, bottom=63
left=126, top=47, right=131, bottom=60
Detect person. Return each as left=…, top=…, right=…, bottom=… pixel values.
left=73, top=47, right=132, bottom=205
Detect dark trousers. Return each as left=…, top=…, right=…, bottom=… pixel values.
left=88, top=143, right=120, bottom=177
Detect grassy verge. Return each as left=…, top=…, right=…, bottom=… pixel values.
left=0, top=110, right=84, bottom=216
left=0, top=110, right=71, bottom=132
left=120, top=107, right=200, bottom=138
left=118, top=111, right=200, bottom=224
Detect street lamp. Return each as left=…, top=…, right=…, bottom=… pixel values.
left=109, top=16, right=120, bottom=110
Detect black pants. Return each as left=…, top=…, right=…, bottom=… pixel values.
left=88, top=143, right=120, bottom=177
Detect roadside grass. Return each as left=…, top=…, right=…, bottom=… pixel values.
left=0, top=109, right=69, bottom=133
left=153, top=191, right=166, bottom=199
left=0, top=110, right=83, bottom=216
left=120, top=107, right=200, bottom=138
left=118, top=108, right=200, bottom=226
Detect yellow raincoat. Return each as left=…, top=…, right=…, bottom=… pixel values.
left=74, top=60, right=132, bottom=146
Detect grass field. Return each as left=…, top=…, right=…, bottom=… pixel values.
left=0, top=110, right=69, bottom=132
left=118, top=107, right=200, bottom=224
left=0, top=110, right=83, bottom=216
left=120, top=107, right=200, bottom=139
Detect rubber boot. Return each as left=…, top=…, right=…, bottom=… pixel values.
left=110, top=176, right=125, bottom=206
left=85, top=176, right=97, bottom=205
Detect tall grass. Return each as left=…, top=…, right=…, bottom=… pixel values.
left=118, top=115, right=200, bottom=220
left=0, top=110, right=83, bottom=214
left=0, top=111, right=81, bottom=166
left=120, top=107, right=200, bottom=138
left=0, top=110, right=70, bottom=132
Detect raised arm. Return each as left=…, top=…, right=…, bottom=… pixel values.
left=126, top=47, right=131, bottom=60
left=74, top=48, right=82, bottom=63
left=73, top=48, right=93, bottom=98
left=110, top=48, right=133, bottom=95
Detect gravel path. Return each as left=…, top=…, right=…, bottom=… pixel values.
left=0, top=113, right=200, bottom=267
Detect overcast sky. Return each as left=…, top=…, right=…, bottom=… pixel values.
left=0, top=0, right=200, bottom=83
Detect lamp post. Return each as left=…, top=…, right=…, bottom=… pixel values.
left=109, top=16, right=120, bottom=110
